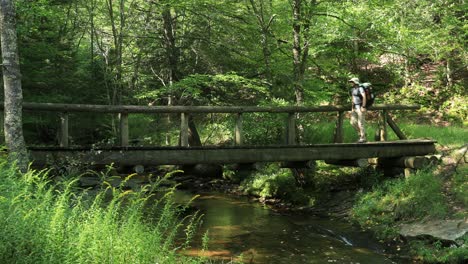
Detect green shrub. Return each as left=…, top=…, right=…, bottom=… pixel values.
left=352, top=169, right=448, bottom=239
left=0, top=161, right=202, bottom=264
left=239, top=164, right=310, bottom=204
left=410, top=238, right=468, bottom=264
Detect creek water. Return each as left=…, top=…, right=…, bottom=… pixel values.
left=174, top=190, right=406, bottom=264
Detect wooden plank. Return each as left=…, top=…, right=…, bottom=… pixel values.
left=119, top=112, right=129, bottom=147
left=29, top=140, right=437, bottom=166
left=60, top=112, right=69, bottom=147
left=0, top=102, right=421, bottom=114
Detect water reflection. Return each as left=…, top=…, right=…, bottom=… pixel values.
left=174, top=191, right=402, bottom=264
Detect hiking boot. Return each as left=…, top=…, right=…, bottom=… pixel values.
left=357, top=138, right=367, bottom=143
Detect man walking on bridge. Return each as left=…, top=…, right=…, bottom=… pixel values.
left=349, top=77, right=367, bottom=143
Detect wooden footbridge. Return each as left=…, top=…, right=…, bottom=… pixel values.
left=5, top=103, right=436, bottom=169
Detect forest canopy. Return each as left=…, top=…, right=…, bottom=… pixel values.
left=6, top=0, right=467, bottom=121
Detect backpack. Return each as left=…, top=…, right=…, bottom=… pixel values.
left=360, top=82, right=375, bottom=107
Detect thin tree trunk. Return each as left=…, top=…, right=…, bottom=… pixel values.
left=446, top=58, right=453, bottom=88
left=162, top=6, right=178, bottom=85
left=0, top=0, right=29, bottom=172
left=292, top=0, right=304, bottom=106
left=106, top=0, right=124, bottom=105
left=248, top=0, right=274, bottom=84
left=162, top=5, right=202, bottom=146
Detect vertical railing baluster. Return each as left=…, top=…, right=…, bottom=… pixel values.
left=60, top=112, right=69, bottom=147
left=235, top=113, right=243, bottom=145
left=287, top=112, right=296, bottom=145
left=381, top=110, right=388, bottom=141
left=333, top=111, right=344, bottom=143
left=119, top=112, right=129, bottom=147
left=180, top=112, right=189, bottom=147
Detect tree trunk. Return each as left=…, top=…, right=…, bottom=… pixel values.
left=162, top=5, right=202, bottom=146
left=0, top=0, right=29, bottom=172
left=292, top=0, right=315, bottom=145
left=106, top=0, right=125, bottom=105
left=292, top=0, right=304, bottom=106
left=248, top=0, right=274, bottom=84
left=446, top=58, right=453, bottom=88
left=162, top=6, right=179, bottom=85
left=291, top=0, right=316, bottom=184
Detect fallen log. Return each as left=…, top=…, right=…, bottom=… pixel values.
left=280, top=161, right=316, bottom=169
left=325, top=159, right=369, bottom=167
left=375, top=156, right=430, bottom=169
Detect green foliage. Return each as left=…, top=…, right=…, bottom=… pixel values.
left=137, top=73, right=269, bottom=106
left=239, top=164, right=310, bottom=204
left=440, top=92, right=468, bottom=125
left=410, top=238, right=468, bottom=264
left=352, top=169, right=448, bottom=239
left=0, top=161, right=203, bottom=263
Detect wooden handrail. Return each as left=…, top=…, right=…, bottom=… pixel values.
left=0, top=102, right=420, bottom=113
left=0, top=102, right=416, bottom=147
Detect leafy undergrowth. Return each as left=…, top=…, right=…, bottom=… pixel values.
left=351, top=169, right=449, bottom=238
left=351, top=155, right=468, bottom=263
left=0, top=161, right=204, bottom=264
left=238, top=163, right=313, bottom=205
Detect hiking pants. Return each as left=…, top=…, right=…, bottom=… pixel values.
left=351, top=106, right=366, bottom=140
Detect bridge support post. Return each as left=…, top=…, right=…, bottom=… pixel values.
left=379, top=110, right=388, bottom=141
left=180, top=113, right=189, bottom=147
left=119, top=112, right=129, bottom=147
left=235, top=113, right=243, bottom=145
left=60, top=112, right=69, bottom=147
left=287, top=113, right=296, bottom=145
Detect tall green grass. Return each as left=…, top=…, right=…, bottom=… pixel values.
left=396, top=123, right=467, bottom=147
left=303, top=120, right=467, bottom=146
left=0, top=161, right=203, bottom=264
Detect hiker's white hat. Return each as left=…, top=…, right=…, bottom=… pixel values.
left=348, top=77, right=360, bottom=84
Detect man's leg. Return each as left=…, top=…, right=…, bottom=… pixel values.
left=350, top=110, right=359, bottom=133
left=357, top=108, right=366, bottom=141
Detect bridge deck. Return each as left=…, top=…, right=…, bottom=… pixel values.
left=29, top=139, right=436, bottom=166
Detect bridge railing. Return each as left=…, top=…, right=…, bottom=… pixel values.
left=1, top=103, right=419, bottom=147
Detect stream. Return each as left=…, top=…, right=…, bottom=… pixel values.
left=173, top=190, right=407, bottom=264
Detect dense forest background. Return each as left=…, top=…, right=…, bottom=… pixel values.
left=4, top=0, right=466, bottom=144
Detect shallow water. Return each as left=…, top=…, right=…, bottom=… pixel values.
left=174, top=191, right=405, bottom=264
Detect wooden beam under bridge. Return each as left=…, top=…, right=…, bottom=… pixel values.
left=29, top=139, right=436, bottom=166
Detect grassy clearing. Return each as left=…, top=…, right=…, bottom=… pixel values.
left=0, top=161, right=204, bottom=264
left=394, top=123, right=467, bottom=147
left=304, top=118, right=467, bottom=146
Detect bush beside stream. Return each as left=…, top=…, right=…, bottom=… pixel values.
left=0, top=160, right=203, bottom=264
